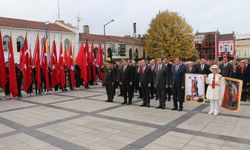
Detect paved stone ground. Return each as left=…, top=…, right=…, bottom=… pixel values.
left=0, top=86, right=250, bottom=150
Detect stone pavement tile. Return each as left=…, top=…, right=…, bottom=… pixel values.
left=202, top=105, right=250, bottom=118
left=52, top=99, right=119, bottom=112
left=22, top=94, right=74, bottom=104
left=90, top=94, right=126, bottom=103
left=142, top=131, right=193, bottom=150
left=182, top=136, right=250, bottom=150
left=177, top=113, right=215, bottom=131
left=0, top=106, right=77, bottom=127
left=196, top=116, right=250, bottom=140
left=57, top=90, right=103, bottom=98
left=100, top=105, right=186, bottom=125
left=142, top=143, right=179, bottom=150
left=0, top=133, right=61, bottom=150
left=38, top=116, right=155, bottom=150
left=0, top=123, right=15, bottom=135
left=0, top=100, right=35, bottom=112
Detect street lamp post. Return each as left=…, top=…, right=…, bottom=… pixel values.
left=104, top=19, right=114, bottom=60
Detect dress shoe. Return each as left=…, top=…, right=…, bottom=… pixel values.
left=127, top=102, right=132, bottom=105
left=171, top=108, right=178, bottom=111
left=140, top=104, right=146, bottom=107
left=178, top=108, right=183, bottom=111
left=121, top=102, right=127, bottom=104
left=161, top=106, right=166, bottom=109
left=105, top=100, right=110, bottom=102
left=156, top=106, right=162, bottom=109
left=155, top=98, right=158, bottom=100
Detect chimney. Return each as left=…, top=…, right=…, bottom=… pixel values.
left=83, top=25, right=89, bottom=34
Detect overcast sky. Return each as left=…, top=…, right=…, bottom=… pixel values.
left=1, top=0, right=249, bottom=36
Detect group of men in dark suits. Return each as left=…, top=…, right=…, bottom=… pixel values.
left=104, top=57, right=187, bottom=111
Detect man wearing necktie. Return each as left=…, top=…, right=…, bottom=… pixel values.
left=219, top=57, right=233, bottom=77
left=139, top=60, right=151, bottom=107
left=170, top=58, right=186, bottom=111
left=154, top=58, right=169, bottom=109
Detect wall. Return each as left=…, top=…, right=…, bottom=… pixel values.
left=1, top=26, right=75, bottom=63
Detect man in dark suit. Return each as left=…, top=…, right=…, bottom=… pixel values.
left=104, top=61, right=116, bottom=102
left=186, top=61, right=196, bottom=73
left=196, top=59, right=210, bottom=75
left=121, top=60, right=135, bottom=105
left=154, top=58, right=169, bottom=109
left=149, top=59, right=157, bottom=99
left=170, top=58, right=186, bottom=111
left=164, top=58, right=172, bottom=101
left=117, top=61, right=123, bottom=96
left=139, top=60, right=151, bottom=107
left=219, top=57, right=233, bottom=77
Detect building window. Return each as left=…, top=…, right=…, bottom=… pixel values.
left=219, top=44, right=223, bottom=52
left=3, top=35, right=11, bottom=52
left=16, top=36, right=24, bottom=52
left=224, top=44, right=228, bottom=52
left=64, top=39, right=70, bottom=52
left=229, top=43, right=233, bottom=52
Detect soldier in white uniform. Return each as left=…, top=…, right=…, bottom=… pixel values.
left=206, top=65, right=222, bottom=116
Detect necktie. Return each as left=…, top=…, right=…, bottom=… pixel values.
left=212, top=74, right=215, bottom=89
left=224, top=63, right=227, bottom=67
left=158, top=65, right=160, bottom=71
left=176, top=65, right=179, bottom=71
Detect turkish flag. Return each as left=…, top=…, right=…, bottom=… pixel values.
left=0, top=32, right=7, bottom=90
left=41, top=39, right=50, bottom=91
left=64, top=46, right=69, bottom=69
left=22, top=35, right=32, bottom=93
left=76, top=43, right=88, bottom=86
left=59, top=41, right=66, bottom=88
left=68, top=43, right=75, bottom=89
left=96, top=44, right=104, bottom=80
left=33, top=35, right=41, bottom=90
left=22, top=50, right=32, bottom=93
left=9, top=35, right=18, bottom=97
left=20, top=33, right=28, bottom=69
left=85, top=40, right=91, bottom=83
left=89, top=43, right=96, bottom=82
left=50, top=40, right=59, bottom=88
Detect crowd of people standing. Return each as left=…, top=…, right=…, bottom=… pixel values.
left=104, top=57, right=250, bottom=112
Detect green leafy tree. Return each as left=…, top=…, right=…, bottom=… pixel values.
left=145, top=10, right=199, bottom=60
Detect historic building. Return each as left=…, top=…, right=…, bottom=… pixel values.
left=0, top=16, right=76, bottom=63
left=79, top=25, right=145, bottom=60
left=195, top=31, right=236, bottom=61
left=218, top=32, right=236, bottom=60
left=235, top=34, right=250, bottom=59
left=195, top=31, right=219, bottom=60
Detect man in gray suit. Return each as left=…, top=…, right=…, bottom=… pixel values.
left=154, top=58, right=170, bottom=109
left=219, top=57, right=233, bottom=77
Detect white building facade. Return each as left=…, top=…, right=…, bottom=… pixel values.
left=0, top=17, right=76, bottom=63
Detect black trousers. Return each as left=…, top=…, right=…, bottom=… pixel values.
left=172, top=85, right=184, bottom=109
left=157, top=85, right=166, bottom=107
left=166, top=87, right=172, bottom=101
left=106, top=82, right=115, bottom=101
left=141, top=84, right=150, bottom=106
left=122, top=83, right=134, bottom=103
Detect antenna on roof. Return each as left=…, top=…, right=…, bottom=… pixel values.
left=76, top=12, right=84, bottom=30
left=57, top=0, right=61, bottom=20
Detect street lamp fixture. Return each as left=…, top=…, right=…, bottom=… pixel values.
left=104, top=19, right=114, bottom=60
